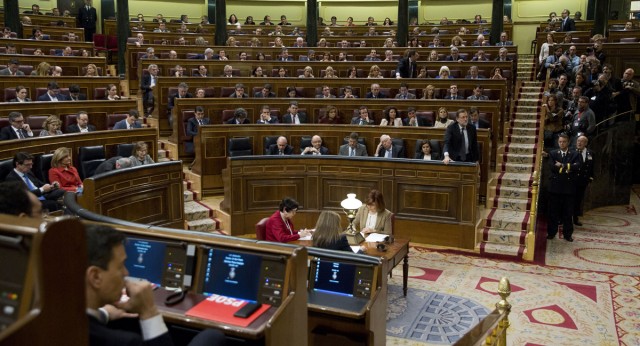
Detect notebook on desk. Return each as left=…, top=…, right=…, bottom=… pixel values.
left=186, top=295, right=271, bottom=327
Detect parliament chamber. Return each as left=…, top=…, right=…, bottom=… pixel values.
left=1, top=0, right=638, bottom=345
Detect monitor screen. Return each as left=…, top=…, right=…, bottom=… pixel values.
left=313, top=258, right=356, bottom=297
left=124, top=238, right=168, bottom=286
left=201, top=248, right=262, bottom=302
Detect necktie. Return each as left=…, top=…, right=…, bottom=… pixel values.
left=198, top=119, right=202, bottom=126
left=22, top=174, right=45, bottom=200
left=359, top=119, right=364, bottom=125
left=582, top=149, right=586, bottom=162
left=462, top=127, right=469, bottom=159
left=17, top=129, right=24, bottom=139
left=293, top=115, right=298, bottom=124
left=279, top=150, right=284, bottom=155
left=562, top=152, right=566, bottom=159
left=350, top=148, right=355, bottom=157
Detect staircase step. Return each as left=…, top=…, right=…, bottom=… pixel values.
left=490, top=196, right=532, bottom=211
left=187, top=218, right=217, bottom=232
left=481, top=228, right=527, bottom=245
left=184, top=190, right=194, bottom=202
left=479, top=242, right=526, bottom=259
left=496, top=152, right=536, bottom=166
left=184, top=201, right=212, bottom=221
left=502, top=143, right=536, bottom=156
left=500, top=162, right=534, bottom=174
left=491, top=185, right=531, bottom=199
left=482, top=208, right=530, bottom=231
left=505, top=135, right=537, bottom=145
left=491, top=172, right=533, bottom=188
left=509, top=119, right=538, bottom=128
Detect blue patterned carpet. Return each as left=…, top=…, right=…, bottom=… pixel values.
left=386, top=284, right=490, bottom=344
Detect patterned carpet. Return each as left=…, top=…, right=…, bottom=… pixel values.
left=386, top=187, right=640, bottom=346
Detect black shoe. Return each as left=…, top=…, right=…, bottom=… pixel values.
left=547, top=235, right=554, bottom=239
left=565, top=237, right=574, bottom=242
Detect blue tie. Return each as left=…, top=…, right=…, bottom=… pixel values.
left=22, top=173, right=45, bottom=200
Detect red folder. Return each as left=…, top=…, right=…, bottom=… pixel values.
left=185, top=294, right=271, bottom=327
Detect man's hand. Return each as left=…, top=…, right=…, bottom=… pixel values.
left=117, top=280, right=159, bottom=320
left=22, top=124, right=32, bottom=132
left=443, top=156, right=452, bottom=165
left=555, top=161, right=562, bottom=167
left=41, top=183, right=53, bottom=192
left=102, top=304, right=138, bottom=321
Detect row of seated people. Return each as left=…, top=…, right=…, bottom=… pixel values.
left=0, top=109, right=143, bottom=137
left=1, top=45, right=93, bottom=57
left=0, top=60, right=103, bottom=77
left=1, top=83, right=123, bottom=102
left=167, top=82, right=501, bottom=101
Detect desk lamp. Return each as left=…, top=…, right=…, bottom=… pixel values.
left=341, top=193, right=364, bottom=245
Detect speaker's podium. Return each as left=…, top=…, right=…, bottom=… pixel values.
left=0, top=216, right=88, bottom=345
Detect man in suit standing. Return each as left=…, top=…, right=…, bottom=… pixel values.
left=5, top=152, right=64, bottom=212
left=375, top=134, right=404, bottom=158
left=77, top=0, right=98, bottom=41
left=254, top=84, right=276, bottom=98
left=0, top=58, right=25, bottom=76
left=282, top=101, right=307, bottom=124
left=395, top=50, right=420, bottom=78
left=547, top=134, right=580, bottom=242
left=140, top=64, right=159, bottom=117
left=268, top=136, right=294, bottom=155
left=339, top=132, right=368, bottom=157
left=113, top=110, right=142, bottom=130
left=569, top=96, right=596, bottom=146
left=351, top=106, right=376, bottom=125
left=226, top=107, right=250, bottom=124
left=443, top=109, right=480, bottom=164
left=469, top=107, right=490, bottom=129
left=573, top=135, right=594, bottom=226
left=301, top=135, right=329, bottom=155
left=403, top=107, right=431, bottom=127
left=37, top=81, right=69, bottom=102
left=560, top=9, right=576, bottom=32
left=67, top=111, right=96, bottom=133
left=0, top=112, right=33, bottom=140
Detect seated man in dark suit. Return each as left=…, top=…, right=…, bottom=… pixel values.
left=445, top=47, right=465, bottom=62
left=226, top=107, right=250, bottom=124
left=37, top=81, right=69, bottom=101
left=465, top=66, right=486, bottom=79
left=467, top=85, right=489, bottom=100
left=443, top=108, right=480, bottom=164
left=187, top=106, right=210, bottom=136
left=256, top=105, right=279, bottom=124
left=301, top=135, right=329, bottom=155
left=375, top=134, right=404, bottom=158
left=5, top=152, right=64, bottom=212
left=0, top=181, right=42, bottom=217
left=282, top=101, right=307, bottom=124
left=113, top=110, right=142, bottom=130
left=68, top=84, right=87, bottom=101
left=228, top=83, right=249, bottom=98
left=84, top=224, right=226, bottom=346
left=315, top=85, right=336, bottom=98
left=254, top=83, right=276, bottom=98
left=339, top=132, right=368, bottom=156
left=93, top=156, right=132, bottom=176
left=0, top=58, right=26, bottom=76
left=167, top=82, right=193, bottom=125
left=469, top=107, right=490, bottom=129
left=444, top=84, right=464, bottom=100
left=365, top=83, right=387, bottom=98
left=67, top=111, right=96, bottom=133
left=350, top=106, right=376, bottom=125
left=403, top=107, right=431, bottom=127
left=495, top=32, right=513, bottom=46
left=0, top=111, right=33, bottom=140
left=268, top=136, right=294, bottom=155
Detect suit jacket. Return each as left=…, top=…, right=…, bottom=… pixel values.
left=254, top=91, right=276, bottom=98
left=168, top=93, right=193, bottom=111
left=113, top=119, right=142, bottom=130
left=446, top=55, right=464, bottom=61
left=8, top=98, right=31, bottom=102
left=315, top=94, right=336, bottom=98
left=283, top=113, right=308, bottom=124
left=37, top=93, right=69, bottom=101
left=352, top=206, right=393, bottom=234
left=257, top=117, right=279, bottom=124
left=339, top=143, right=368, bottom=156
left=88, top=315, right=174, bottom=346
left=396, top=57, right=418, bottom=78
left=265, top=211, right=300, bottom=242
left=67, top=124, right=97, bottom=133
left=395, top=93, right=416, bottom=99
left=187, top=117, right=210, bottom=136
left=560, top=18, right=576, bottom=32
left=268, top=144, right=294, bottom=155
left=495, top=41, right=513, bottom=46
left=140, top=74, right=157, bottom=95
left=226, top=118, right=250, bottom=124
left=548, top=149, right=580, bottom=194
left=443, top=122, right=480, bottom=162
left=5, top=170, right=63, bottom=201
left=376, top=145, right=405, bottom=158
left=302, top=146, right=329, bottom=155
left=69, top=93, right=88, bottom=101
left=0, top=126, right=31, bottom=140
left=444, top=94, right=464, bottom=100
left=467, top=95, right=489, bottom=100
left=228, top=93, right=249, bottom=98
left=403, top=117, right=431, bottom=127
left=0, top=69, right=25, bottom=76
left=350, top=116, right=375, bottom=125
left=465, top=75, right=487, bottom=79
left=94, top=156, right=122, bottom=176
left=77, top=6, right=97, bottom=30
left=365, top=92, right=387, bottom=99
left=414, top=151, right=442, bottom=160
left=470, top=118, right=491, bottom=129
left=575, top=148, right=594, bottom=186
left=188, top=54, right=220, bottom=60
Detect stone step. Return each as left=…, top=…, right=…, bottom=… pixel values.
left=489, top=172, right=532, bottom=188
left=479, top=242, right=526, bottom=259
left=488, top=185, right=531, bottom=199
left=508, top=119, right=538, bottom=128
left=490, top=196, right=531, bottom=211
left=184, top=201, right=211, bottom=221
left=500, top=162, right=534, bottom=174
left=187, top=218, right=217, bottom=232
left=496, top=152, right=536, bottom=166
left=481, top=208, right=530, bottom=232
left=480, top=227, right=528, bottom=246
left=502, top=143, right=536, bottom=155
left=184, top=190, right=194, bottom=202
left=504, top=135, right=537, bottom=145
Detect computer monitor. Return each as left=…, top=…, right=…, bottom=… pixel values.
left=124, top=237, right=188, bottom=288
left=312, top=258, right=357, bottom=297
left=200, top=248, right=263, bottom=302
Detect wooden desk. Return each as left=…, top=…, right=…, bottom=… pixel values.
left=295, top=237, right=410, bottom=297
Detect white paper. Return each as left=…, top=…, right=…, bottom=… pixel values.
left=299, top=234, right=312, bottom=240
left=365, top=233, right=388, bottom=242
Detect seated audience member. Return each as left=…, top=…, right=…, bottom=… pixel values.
left=312, top=211, right=352, bottom=252
left=187, top=106, right=210, bottom=135
left=113, top=110, right=142, bottom=130
left=415, top=139, right=441, bottom=160
left=324, top=66, right=338, bottom=78
left=446, top=47, right=464, bottom=62
left=255, top=84, right=276, bottom=98
left=347, top=66, right=358, bottom=78
left=37, top=81, right=68, bottom=102
left=268, top=136, right=294, bottom=155
left=31, top=62, right=51, bottom=76
left=495, top=47, right=511, bottom=62
left=221, top=65, right=234, bottom=77
left=167, top=82, right=192, bottom=119
left=339, top=132, right=368, bottom=156
left=129, top=141, right=155, bottom=167
left=194, top=65, right=208, bottom=77
left=299, top=66, right=315, bottom=78
left=316, top=85, right=336, bottom=98
left=39, top=115, right=63, bottom=137
left=404, top=107, right=431, bottom=126
left=278, top=48, right=293, bottom=61
left=84, top=64, right=100, bottom=77
left=1, top=112, right=33, bottom=139
left=285, top=86, right=297, bottom=97
left=51, top=66, right=63, bottom=77
left=469, top=107, right=490, bottom=129
left=352, top=189, right=392, bottom=234
left=380, top=106, right=403, bottom=127
left=301, top=135, right=329, bottom=155
left=252, top=66, right=266, bottom=77
left=69, top=84, right=87, bottom=101
left=465, top=66, right=485, bottom=79
left=340, top=86, right=358, bottom=98
left=10, top=86, right=31, bottom=102
left=67, top=111, right=96, bottom=133
left=471, top=50, right=489, bottom=62
left=0, top=181, right=42, bottom=218
left=443, top=108, right=480, bottom=164
left=351, top=106, right=376, bottom=125
left=368, top=65, right=384, bottom=78
left=364, top=49, right=381, bottom=62
left=141, top=47, right=158, bottom=59
left=226, top=107, right=250, bottom=124
left=229, top=83, right=249, bottom=98
left=434, top=107, right=454, bottom=128
left=467, top=85, right=488, bottom=100
left=6, top=152, right=64, bottom=211
left=422, top=85, right=437, bottom=99
left=194, top=88, right=206, bottom=98
left=491, top=66, right=506, bottom=80
left=496, top=31, right=513, bottom=46
left=84, top=224, right=226, bottom=346
left=173, top=64, right=184, bottom=77
left=437, top=66, right=453, bottom=79
left=265, top=197, right=312, bottom=242
left=48, top=147, right=82, bottom=192
left=445, top=84, right=464, bottom=100
left=366, top=83, right=387, bottom=98
left=105, top=84, right=121, bottom=100
left=375, top=134, right=404, bottom=158
left=257, top=105, right=279, bottom=124
left=395, top=83, right=416, bottom=99
left=318, top=106, right=342, bottom=124
left=283, top=101, right=308, bottom=124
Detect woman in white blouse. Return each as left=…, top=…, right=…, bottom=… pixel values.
left=538, top=34, right=555, bottom=65
left=433, top=107, right=454, bottom=128
left=352, top=190, right=393, bottom=235
left=379, top=106, right=403, bottom=127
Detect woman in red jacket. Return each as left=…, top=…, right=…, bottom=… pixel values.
left=265, top=197, right=312, bottom=242
left=48, top=147, right=83, bottom=192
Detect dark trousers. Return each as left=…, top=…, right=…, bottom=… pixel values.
left=574, top=181, right=589, bottom=218
left=548, top=192, right=575, bottom=239
left=142, top=91, right=155, bottom=115
left=84, top=28, right=95, bottom=42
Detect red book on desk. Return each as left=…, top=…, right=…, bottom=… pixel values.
left=185, top=294, right=271, bottom=327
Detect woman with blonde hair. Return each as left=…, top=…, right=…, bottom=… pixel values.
left=450, top=35, right=465, bottom=47
left=317, top=38, right=327, bottom=48
left=368, top=65, right=384, bottom=78
left=433, top=107, right=454, bottom=128
left=383, top=37, right=395, bottom=48
left=421, top=85, right=437, bottom=99
left=129, top=141, right=155, bottom=166
left=427, top=49, right=439, bottom=61
left=32, top=61, right=50, bottom=76
left=39, top=115, right=63, bottom=136
left=312, top=211, right=351, bottom=251
left=437, top=65, right=452, bottom=79
left=298, top=66, right=314, bottom=78
left=48, top=147, right=82, bottom=192
left=273, top=36, right=284, bottom=48
left=324, top=66, right=338, bottom=78
left=84, top=63, right=100, bottom=77
left=226, top=36, right=237, bottom=46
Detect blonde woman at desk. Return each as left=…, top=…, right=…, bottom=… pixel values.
left=353, top=190, right=392, bottom=235
left=312, top=211, right=352, bottom=252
